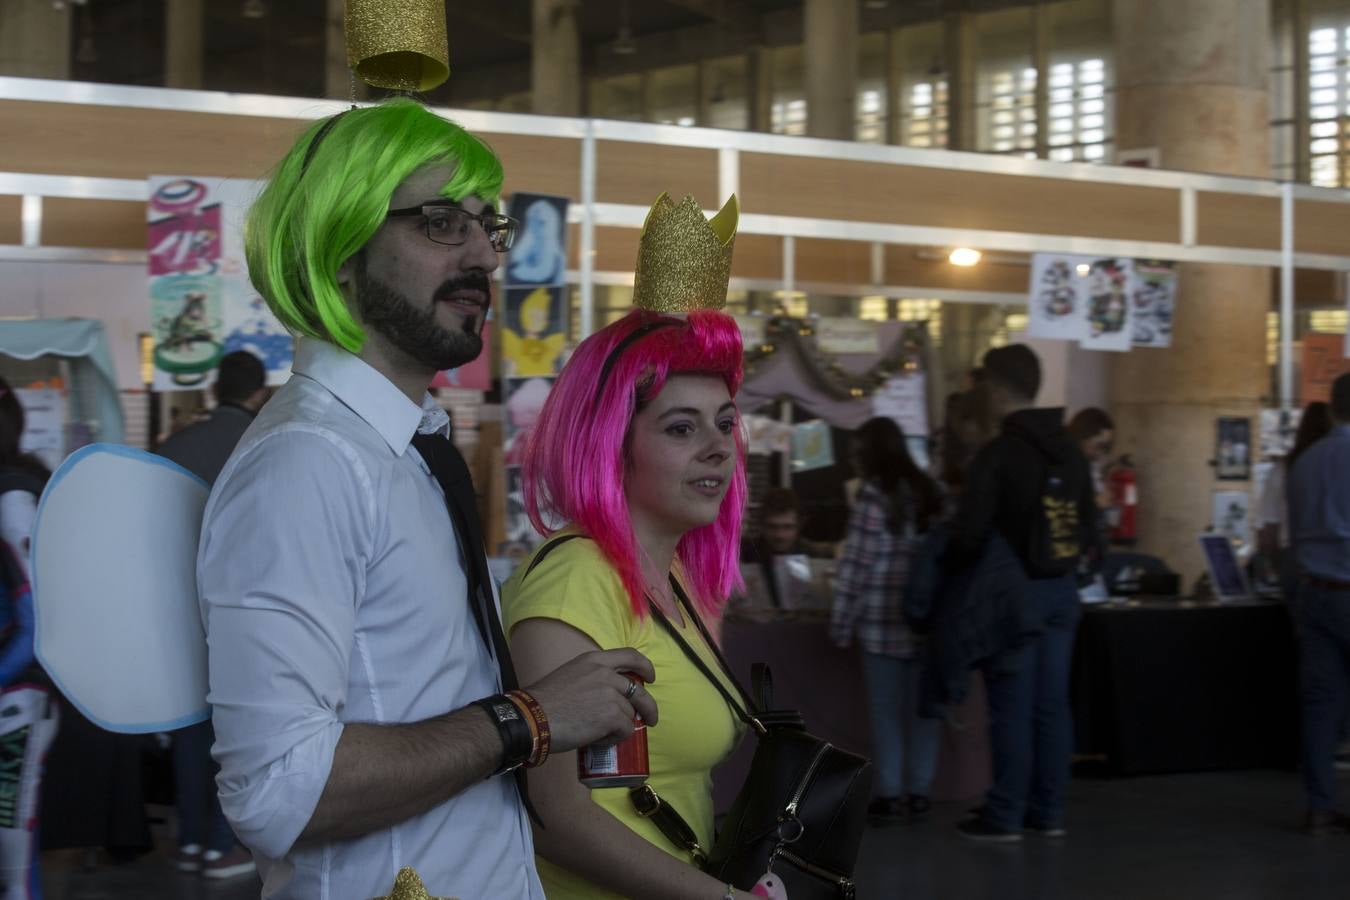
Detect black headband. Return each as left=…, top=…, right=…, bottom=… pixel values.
left=596, top=320, right=682, bottom=396
left=300, top=110, right=349, bottom=173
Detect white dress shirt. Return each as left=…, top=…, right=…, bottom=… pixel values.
left=198, top=339, right=543, bottom=900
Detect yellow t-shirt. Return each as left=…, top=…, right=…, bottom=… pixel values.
left=502, top=536, right=744, bottom=900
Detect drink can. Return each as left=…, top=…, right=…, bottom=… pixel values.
left=578, top=674, right=650, bottom=788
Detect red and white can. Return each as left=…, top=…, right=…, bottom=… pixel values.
left=577, top=674, right=650, bottom=788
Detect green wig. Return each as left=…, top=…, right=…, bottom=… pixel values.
left=245, top=98, right=504, bottom=353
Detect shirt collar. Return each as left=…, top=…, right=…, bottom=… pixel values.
left=292, top=339, right=449, bottom=455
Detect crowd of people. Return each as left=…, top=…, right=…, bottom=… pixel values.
left=2, top=93, right=1346, bottom=900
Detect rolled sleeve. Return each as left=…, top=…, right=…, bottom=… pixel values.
left=197, top=427, right=373, bottom=860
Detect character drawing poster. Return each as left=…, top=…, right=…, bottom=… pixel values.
left=148, top=176, right=292, bottom=391
left=1079, top=257, right=1134, bottom=352
left=1027, top=254, right=1092, bottom=342
left=505, top=193, right=570, bottom=288
left=1130, top=259, right=1177, bottom=349
left=1215, top=416, right=1252, bottom=481
left=501, top=286, right=568, bottom=378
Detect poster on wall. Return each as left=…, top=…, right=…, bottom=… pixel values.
left=431, top=322, right=494, bottom=392
left=1130, top=259, right=1177, bottom=349
left=1259, top=408, right=1301, bottom=460
left=148, top=176, right=292, bottom=391
left=506, top=193, right=570, bottom=288
left=1211, top=490, right=1251, bottom=545
left=1027, top=254, right=1092, bottom=341
left=500, top=286, right=568, bottom=378
left=1079, top=257, right=1134, bottom=352
left=1215, top=417, right=1252, bottom=481
left=872, top=374, right=929, bottom=440
left=790, top=420, right=835, bottom=473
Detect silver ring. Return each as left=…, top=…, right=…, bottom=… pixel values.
left=624, top=679, right=639, bottom=700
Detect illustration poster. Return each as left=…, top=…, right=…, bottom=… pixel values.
left=1079, top=257, right=1134, bottom=352
left=148, top=176, right=292, bottom=391
left=1212, top=490, right=1251, bottom=545
left=1215, top=417, right=1252, bottom=481
left=790, top=420, right=835, bottom=473
left=1130, top=259, right=1177, bottom=349
left=501, top=286, right=568, bottom=378
left=1027, top=254, right=1092, bottom=341
left=431, top=322, right=494, bottom=392
left=872, top=374, right=929, bottom=441
left=505, top=193, right=569, bottom=288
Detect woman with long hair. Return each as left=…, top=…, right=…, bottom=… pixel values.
left=1258, top=401, right=1333, bottom=595
left=831, top=416, right=944, bottom=823
left=502, top=192, right=758, bottom=898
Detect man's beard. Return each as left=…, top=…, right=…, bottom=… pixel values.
left=353, top=261, right=485, bottom=372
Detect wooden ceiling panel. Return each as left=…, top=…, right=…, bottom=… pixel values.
left=884, top=246, right=1029, bottom=293
left=43, top=197, right=144, bottom=249
left=795, top=237, right=871, bottom=285
left=1293, top=198, right=1350, bottom=257
left=1195, top=192, right=1279, bottom=251
left=595, top=141, right=718, bottom=207
left=0, top=195, right=20, bottom=246
left=740, top=152, right=1179, bottom=244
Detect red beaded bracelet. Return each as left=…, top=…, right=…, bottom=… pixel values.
left=507, top=690, right=552, bottom=768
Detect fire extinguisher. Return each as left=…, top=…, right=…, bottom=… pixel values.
left=1108, top=455, right=1138, bottom=545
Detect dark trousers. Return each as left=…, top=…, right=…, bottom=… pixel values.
left=982, top=575, right=1082, bottom=831
left=171, top=719, right=235, bottom=853
left=1298, top=583, right=1350, bottom=811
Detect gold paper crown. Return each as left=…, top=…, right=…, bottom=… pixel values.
left=632, top=193, right=738, bottom=313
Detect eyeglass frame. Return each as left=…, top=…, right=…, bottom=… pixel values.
left=385, top=202, right=518, bottom=252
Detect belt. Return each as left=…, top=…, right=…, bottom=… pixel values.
left=1305, top=575, right=1350, bottom=592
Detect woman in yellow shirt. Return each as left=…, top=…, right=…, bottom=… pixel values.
left=503, top=198, right=756, bottom=897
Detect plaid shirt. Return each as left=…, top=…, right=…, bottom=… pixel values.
left=830, top=481, right=922, bottom=658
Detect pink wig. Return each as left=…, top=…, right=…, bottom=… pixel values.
left=522, top=309, right=747, bottom=619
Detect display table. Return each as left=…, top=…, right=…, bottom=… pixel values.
left=712, top=614, right=991, bottom=811
left=1071, top=599, right=1298, bottom=775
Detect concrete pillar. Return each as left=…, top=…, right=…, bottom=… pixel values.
left=531, top=0, right=581, bottom=116
left=747, top=46, right=773, bottom=132
left=1110, top=0, right=1272, bottom=580
left=0, top=0, right=70, bottom=80
left=885, top=28, right=903, bottom=145
left=165, top=0, right=204, bottom=89
left=804, top=0, right=858, bottom=140
left=1031, top=3, right=1051, bottom=159
left=943, top=10, right=977, bottom=151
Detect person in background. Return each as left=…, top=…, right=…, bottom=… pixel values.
left=0, top=377, right=57, bottom=899
left=1067, top=407, right=1115, bottom=514
left=1288, top=376, right=1350, bottom=834
left=739, top=488, right=834, bottom=609
left=154, top=351, right=267, bottom=880
left=1258, top=401, right=1332, bottom=599
left=831, top=417, right=944, bottom=824
left=947, top=344, right=1097, bottom=843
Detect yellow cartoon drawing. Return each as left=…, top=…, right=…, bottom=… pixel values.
left=500, top=287, right=566, bottom=377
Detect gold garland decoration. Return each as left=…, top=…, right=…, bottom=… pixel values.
left=742, top=316, right=930, bottom=401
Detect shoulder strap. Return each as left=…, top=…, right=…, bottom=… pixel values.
left=522, top=533, right=584, bottom=580
left=649, top=580, right=766, bottom=734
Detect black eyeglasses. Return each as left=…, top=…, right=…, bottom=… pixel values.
left=386, top=204, right=518, bottom=252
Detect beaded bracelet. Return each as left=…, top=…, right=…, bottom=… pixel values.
left=507, top=689, right=552, bottom=768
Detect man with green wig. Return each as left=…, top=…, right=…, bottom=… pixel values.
left=197, top=99, right=659, bottom=899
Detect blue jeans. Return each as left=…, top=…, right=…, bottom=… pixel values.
left=172, top=719, right=236, bottom=853
left=861, top=653, right=942, bottom=799
left=981, top=575, right=1081, bottom=831
left=1298, top=584, right=1350, bottom=811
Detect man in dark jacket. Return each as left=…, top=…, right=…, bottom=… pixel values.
left=949, top=344, right=1097, bottom=843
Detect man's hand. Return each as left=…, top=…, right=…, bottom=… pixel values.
left=525, top=648, right=659, bottom=751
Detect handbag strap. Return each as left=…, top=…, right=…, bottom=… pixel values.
left=628, top=783, right=708, bottom=867
left=648, top=580, right=767, bottom=735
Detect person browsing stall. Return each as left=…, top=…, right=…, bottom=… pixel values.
left=503, top=194, right=757, bottom=899
left=197, top=100, right=658, bottom=900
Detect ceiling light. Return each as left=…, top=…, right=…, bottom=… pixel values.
left=1076, top=263, right=1091, bottom=276
left=242, top=0, right=267, bottom=19
left=949, top=248, right=982, bottom=267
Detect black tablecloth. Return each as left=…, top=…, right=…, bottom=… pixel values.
left=1071, top=600, right=1298, bottom=775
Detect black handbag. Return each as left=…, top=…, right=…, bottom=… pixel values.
left=645, top=581, right=872, bottom=899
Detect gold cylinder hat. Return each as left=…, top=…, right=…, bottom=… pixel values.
left=346, top=0, right=450, bottom=91
left=632, top=193, right=739, bottom=313
left=370, top=866, right=456, bottom=900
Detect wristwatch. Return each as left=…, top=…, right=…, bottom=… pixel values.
left=474, top=695, right=533, bottom=775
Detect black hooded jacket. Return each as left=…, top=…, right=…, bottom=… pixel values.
left=945, top=407, right=1098, bottom=579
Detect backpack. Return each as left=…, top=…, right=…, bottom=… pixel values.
left=1023, top=453, right=1084, bottom=579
